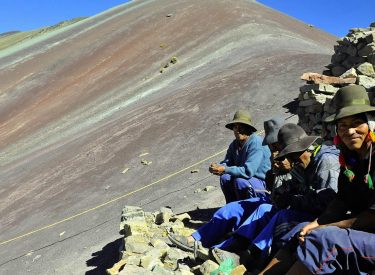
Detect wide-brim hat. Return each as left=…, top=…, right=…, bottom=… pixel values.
left=262, top=117, right=285, bottom=145
left=274, top=123, right=321, bottom=160
left=325, top=85, right=375, bottom=123
left=225, top=110, right=257, bottom=132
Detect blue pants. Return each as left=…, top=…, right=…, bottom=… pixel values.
left=218, top=208, right=313, bottom=255
left=191, top=197, right=270, bottom=248
left=215, top=203, right=275, bottom=250
left=252, top=209, right=313, bottom=257
left=220, top=173, right=268, bottom=203
left=296, top=226, right=375, bottom=274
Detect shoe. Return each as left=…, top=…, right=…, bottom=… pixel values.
left=168, top=233, right=195, bottom=252
left=194, top=241, right=210, bottom=261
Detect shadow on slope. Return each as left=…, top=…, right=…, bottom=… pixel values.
left=86, top=238, right=123, bottom=275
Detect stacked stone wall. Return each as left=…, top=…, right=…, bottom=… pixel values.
left=298, top=22, right=375, bottom=139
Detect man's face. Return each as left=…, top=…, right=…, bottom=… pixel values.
left=286, top=150, right=311, bottom=169
left=232, top=123, right=250, bottom=142
left=337, top=115, right=369, bottom=151
left=269, top=143, right=292, bottom=172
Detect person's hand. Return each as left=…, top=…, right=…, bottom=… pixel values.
left=298, top=220, right=319, bottom=243
left=209, top=163, right=225, bottom=175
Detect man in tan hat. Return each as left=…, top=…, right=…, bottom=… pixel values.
left=209, top=110, right=271, bottom=203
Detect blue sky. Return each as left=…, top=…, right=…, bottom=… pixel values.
left=258, top=0, right=374, bottom=37
left=0, top=0, right=374, bottom=37
left=0, top=0, right=129, bottom=34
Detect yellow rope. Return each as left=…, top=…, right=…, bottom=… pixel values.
left=0, top=129, right=267, bottom=246
left=0, top=149, right=227, bottom=246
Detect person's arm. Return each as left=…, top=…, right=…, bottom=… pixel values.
left=210, top=142, right=235, bottom=175
left=224, top=136, right=264, bottom=178
left=298, top=198, right=348, bottom=242
left=289, top=154, right=340, bottom=215
left=321, top=210, right=375, bottom=231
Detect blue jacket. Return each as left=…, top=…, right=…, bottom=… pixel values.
left=220, top=134, right=271, bottom=180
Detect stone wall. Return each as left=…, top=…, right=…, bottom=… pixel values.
left=107, top=205, right=247, bottom=275
left=298, top=22, right=375, bottom=139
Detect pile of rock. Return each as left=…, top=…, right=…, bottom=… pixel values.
left=297, top=22, right=375, bottom=139
left=107, top=205, right=246, bottom=275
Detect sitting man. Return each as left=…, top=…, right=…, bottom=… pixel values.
left=168, top=117, right=285, bottom=253
left=209, top=110, right=271, bottom=203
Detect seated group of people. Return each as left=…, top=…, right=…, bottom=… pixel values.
left=169, top=85, right=375, bottom=274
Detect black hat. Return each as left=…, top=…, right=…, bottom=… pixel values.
left=275, top=123, right=321, bottom=160
left=263, top=117, right=285, bottom=145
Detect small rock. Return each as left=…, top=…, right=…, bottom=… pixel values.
left=357, top=62, right=375, bottom=77
left=357, top=75, right=375, bottom=89
left=152, top=265, right=174, bottom=274
left=199, top=260, right=219, bottom=275
left=165, top=248, right=190, bottom=262
left=155, top=207, right=174, bottom=224
left=121, top=220, right=149, bottom=237
left=194, top=188, right=202, bottom=193
left=140, top=255, right=163, bottom=270
left=151, top=239, right=170, bottom=250
left=166, top=14, right=173, bottom=17
left=204, top=186, right=215, bottom=192
left=299, top=83, right=339, bottom=94
left=119, top=265, right=153, bottom=275
left=300, top=72, right=355, bottom=85
left=32, top=255, right=41, bottom=262
left=190, top=169, right=199, bottom=173
left=172, top=213, right=191, bottom=222
left=141, top=160, right=152, bottom=165
left=124, top=254, right=141, bottom=266
left=121, top=167, right=129, bottom=174
left=168, top=227, right=195, bottom=238
left=170, top=56, right=178, bottom=64
left=106, top=259, right=126, bottom=275
left=230, top=264, right=247, bottom=275
left=124, top=235, right=151, bottom=254
left=121, top=206, right=145, bottom=222
left=175, top=263, right=195, bottom=275
left=139, top=152, right=149, bottom=157
left=59, top=231, right=65, bottom=237
left=340, top=68, right=358, bottom=78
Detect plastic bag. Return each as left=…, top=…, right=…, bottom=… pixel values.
left=210, top=258, right=235, bottom=275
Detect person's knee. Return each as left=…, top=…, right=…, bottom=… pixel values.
left=220, top=173, right=231, bottom=185
left=233, top=177, right=250, bottom=190
left=217, top=201, right=243, bottom=218
left=256, top=203, right=273, bottom=213
left=309, top=226, right=338, bottom=241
